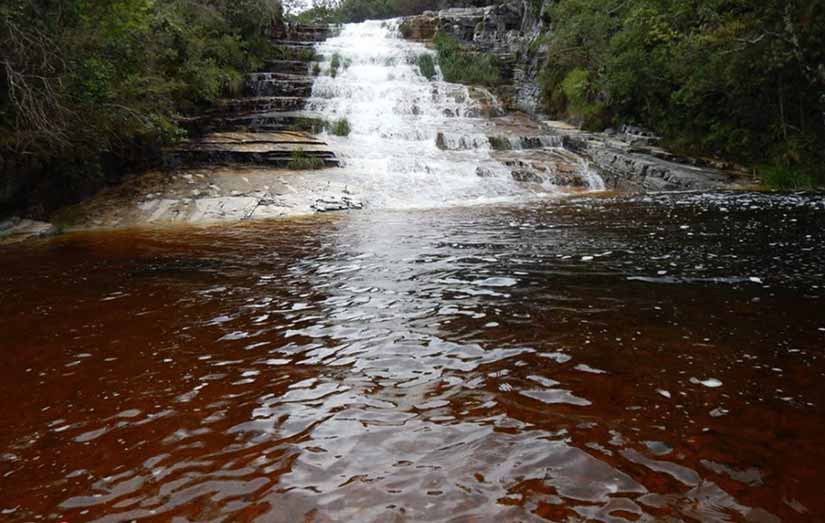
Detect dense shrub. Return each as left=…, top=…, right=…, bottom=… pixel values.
left=538, top=0, right=825, bottom=180
left=1, top=0, right=283, bottom=210
left=760, top=166, right=816, bottom=190
left=434, top=34, right=499, bottom=87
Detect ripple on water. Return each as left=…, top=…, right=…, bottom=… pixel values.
left=1, top=191, right=824, bottom=521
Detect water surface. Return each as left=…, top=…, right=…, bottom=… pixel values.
left=2, top=192, right=825, bottom=522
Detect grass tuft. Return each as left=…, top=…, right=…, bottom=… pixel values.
left=434, top=34, right=499, bottom=87
left=330, top=118, right=351, bottom=136
left=416, top=54, right=436, bottom=81
left=287, top=148, right=326, bottom=170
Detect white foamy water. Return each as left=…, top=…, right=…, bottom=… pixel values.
left=307, top=20, right=602, bottom=209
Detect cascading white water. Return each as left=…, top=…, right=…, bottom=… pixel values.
left=307, top=20, right=601, bottom=209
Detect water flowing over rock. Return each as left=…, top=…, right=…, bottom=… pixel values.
left=399, top=5, right=751, bottom=191
left=305, top=19, right=602, bottom=210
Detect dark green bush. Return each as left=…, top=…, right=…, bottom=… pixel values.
left=416, top=54, right=436, bottom=80
left=287, top=148, right=326, bottom=170
left=539, top=0, right=825, bottom=171
left=290, top=118, right=327, bottom=134
left=330, top=53, right=342, bottom=78
left=434, top=34, right=499, bottom=87
left=1, top=0, right=283, bottom=204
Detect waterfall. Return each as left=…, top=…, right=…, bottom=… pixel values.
left=307, top=20, right=602, bottom=209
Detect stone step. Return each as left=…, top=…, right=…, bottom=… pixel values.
left=271, top=45, right=319, bottom=62
left=247, top=72, right=314, bottom=83
left=272, top=32, right=330, bottom=43
left=244, top=76, right=313, bottom=98
left=272, top=23, right=332, bottom=42
left=273, top=41, right=319, bottom=49
left=190, top=111, right=328, bottom=134
left=167, top=132, right=338, bottom=168
left=262, top=60, right=311, bottom=75
left=214, top=96, right=307, bottom=115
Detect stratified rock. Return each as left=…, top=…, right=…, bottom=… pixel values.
left=546, top=121, right=745, bottom=191
left=511, top=169, right=543, bottom=183
left=0, top=217, right=58, bottom=242
left=399, top=13, right=438, bottom=40
left=167, top=131, right=338, bottom=168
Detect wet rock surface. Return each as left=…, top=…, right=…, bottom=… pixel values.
left=53, top=166, right=363, bottom=229
left=545, top=121, right=750, bottom=191
left=399, top=4, right=749, bottom=192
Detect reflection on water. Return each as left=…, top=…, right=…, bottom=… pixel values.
left=1, top=192, right=825, bottom=522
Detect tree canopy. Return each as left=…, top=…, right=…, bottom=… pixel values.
left=1, top=0, right=281, bottom=172
left=539, top=0, right=825, bottom=176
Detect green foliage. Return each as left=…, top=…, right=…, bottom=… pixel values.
left=290, top=117, right=327, bottom=134
left=434, top=34, right=500, bottom=87
left=330, top=118, right=351, bottom=136
left=416, top=54, right=436, bottom=81
left=559, top=68, right=607, bottom=129
left=287, top=148, right=326, bottom=170
left=488, top=136, right=512, bottom=151
left=272, top=45, right=318, bottom=62
left=330, top=52, right=342, bottom=77
left=760, top=165, right=816, bottom=190
left=539, top=0, right=825, bottom=173
left=312, top=62, right=322, bottom=76
left=1, top=0, right=282, bottom=197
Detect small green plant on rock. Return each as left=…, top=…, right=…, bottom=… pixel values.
left=488, top=136, right=512, bottom=150
left=330, top=53, right=342, bottom=77
left=288, top=148, right=326, bottom=170
left=330, top=118, right=351, bottom=136
left=290, top=117, right=326, bottom=134
left=416, top=54, right=436, bottom=81
left=312, top=62, right=321, bottom=76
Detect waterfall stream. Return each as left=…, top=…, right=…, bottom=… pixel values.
left=306, top=20, right=602, bottom=209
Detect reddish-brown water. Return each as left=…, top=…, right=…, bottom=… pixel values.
left=2, top=193, right=825, bottom=522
